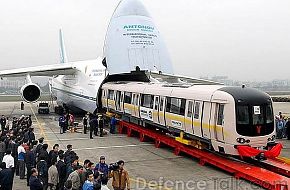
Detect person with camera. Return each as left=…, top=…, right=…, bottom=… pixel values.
left=109, top=160, right=130, bottom=190
left=94, top=156, right=109, bottom=185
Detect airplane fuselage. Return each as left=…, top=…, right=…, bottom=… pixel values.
left=50, top=57, right=107, bottom=113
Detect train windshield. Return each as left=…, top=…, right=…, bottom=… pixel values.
left=236, top=104, right=274, bottom=136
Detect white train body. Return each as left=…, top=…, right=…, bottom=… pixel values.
left=101, top=81, right=275, bottom=155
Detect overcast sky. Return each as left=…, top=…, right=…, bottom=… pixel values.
left=0, top=0, right=290, bottom=81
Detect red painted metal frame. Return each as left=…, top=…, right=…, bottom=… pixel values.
left=260, top=158, right=290, bottom=178
left=119, top=120, right=290, bottom=190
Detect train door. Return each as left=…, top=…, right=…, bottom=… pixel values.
left=153, top=96, right=160, bottom=124
left=124, top=92, right=133, bottom=115
left=159, top=96, right=165, bottom=126
left=202, top=102, right=211, bottom=139
left=184, top=100, right=194, bottom=134
left=193, top=101, right=203, bottom=137
left=214, top=104, right=225, bottom=142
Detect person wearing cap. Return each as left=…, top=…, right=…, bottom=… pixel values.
left=94, top=156, right=109, bottom=185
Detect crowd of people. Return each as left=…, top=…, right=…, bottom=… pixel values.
left=0, top=114, right=130, bottom=190
left=59, top=113, right=118, bottom=139
left=275, top=111, right=290, bottom=139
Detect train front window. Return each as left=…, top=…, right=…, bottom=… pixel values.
left=266, top=104, right=274, bottom=124
left=237, top=106, right=250, bottom=125
left=236, top=104, right=274, bottom=136
left=253, top=106, right=264, bottom=125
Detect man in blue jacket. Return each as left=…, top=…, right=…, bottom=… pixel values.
left=94, top=156, right=109, bottom=185
left=82, top=170, right=94, bottom=190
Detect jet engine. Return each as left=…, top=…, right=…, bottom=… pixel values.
left=20, top=83, right=41, bottom=102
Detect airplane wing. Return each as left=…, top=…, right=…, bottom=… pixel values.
left=150, top=72, right=223, bottom=85
left=0, top=63, right=78, bottom=78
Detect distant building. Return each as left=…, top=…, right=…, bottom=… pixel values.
left=0, top=79, right=25, bottom=89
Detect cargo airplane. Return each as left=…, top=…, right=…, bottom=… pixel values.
left=0, top=0, right=218, bottom=114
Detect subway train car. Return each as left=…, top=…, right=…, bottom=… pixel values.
left=100, top=81, right=275, bottom=156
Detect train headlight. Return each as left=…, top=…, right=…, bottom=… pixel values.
left=271, top=135, right=276, bottom=141
left=236, top=138, right=246, bottom=144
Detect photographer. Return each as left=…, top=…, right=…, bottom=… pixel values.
left=94, top=156, right=109, bottom=185
left=109, top=160, right=130, bottom=190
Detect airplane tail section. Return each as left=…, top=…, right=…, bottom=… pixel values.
left=59, top=29, right=68, bottom=63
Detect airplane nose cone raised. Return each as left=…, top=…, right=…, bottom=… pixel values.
left=104, top=0, right=174, bottom=75
left=112, top=0, right=151, bottom=18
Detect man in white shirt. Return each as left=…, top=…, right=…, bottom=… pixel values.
left=17, top=141, right=26, bottom=179
left=2, top=149, right=14, bottom=169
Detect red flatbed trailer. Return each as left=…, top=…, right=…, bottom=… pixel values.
left=118, top=120, right=290, bottom=190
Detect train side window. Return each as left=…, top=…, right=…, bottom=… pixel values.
left=141, top=94, right=154, bottom=109
left=124, top=92, right=132, bottom=104
left=120, top=93, right=124, bottom=104
left=102, top=90, right=106, bottom=98
left=115, top=91, right=121, bottom=109
left=187, top=101, right=193, bottom=118
left=132, top=94, right=135, bottom=104
left=135, top=94, right=139, bottom=105
left=154, top=96, right=159, bottom=110
left=194, top=102, right=200, bottom=119
left=217, top=104, right=225, bottom=126
left=166, top=97, right=186, bottom=115
left=160, top=97, right=164, bottom=111
left=108, top=90, right=114, bottom=100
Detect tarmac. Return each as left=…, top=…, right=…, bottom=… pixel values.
left=1, top=101, right=289, bottom=190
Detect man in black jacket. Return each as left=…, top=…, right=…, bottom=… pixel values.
left=89, top=115, right=98, bottom=139
left=38, top=144, right=49, bottom=163
left=28, top=128, right=36, bottom=144
left=48, top=144, right=59, bottom=167
left=29, top=168, right=43, bottom=190
left=0, top=115, right=6, bottom=132
left=56, top=154, right=66, bottom=190
left=0, top=162, right=13, bottom=190
left=37, top=155, right=48, bottom=190
left=25, top=145, right=35, bottom=186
